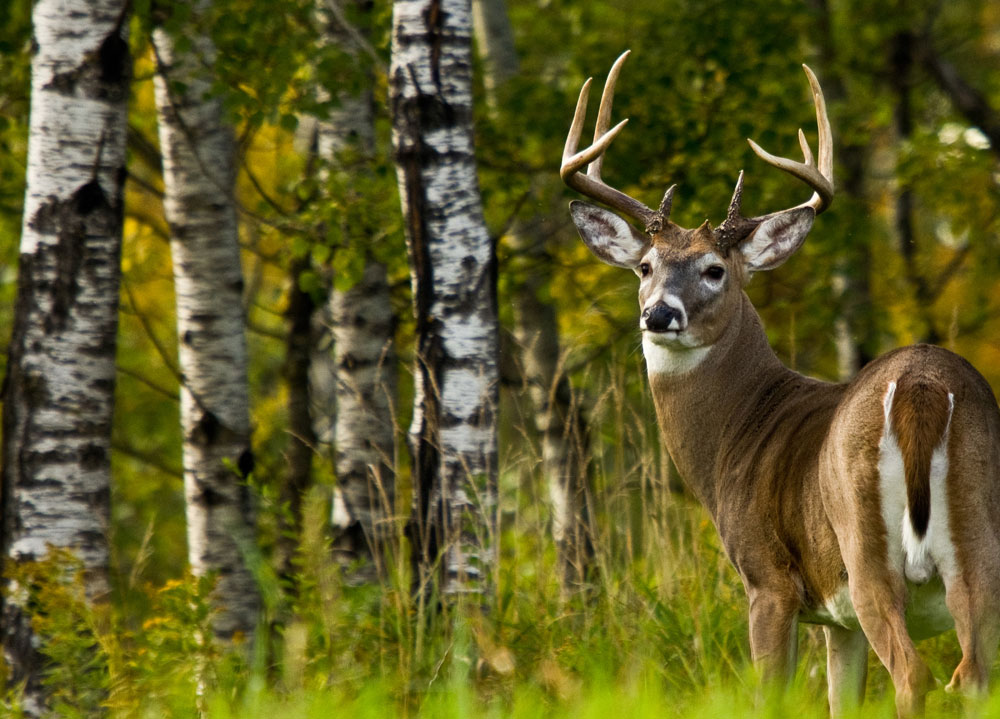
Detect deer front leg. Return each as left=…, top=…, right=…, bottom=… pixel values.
left=824, top=625, right=868, bottom=716
left=747, top=586, right=800, bottom=688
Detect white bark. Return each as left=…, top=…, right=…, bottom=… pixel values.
left=1, top=0, right=129, bottom=710
left=314, top=0, right=399, bottom=575
left=391, top=0, right=499, bottom=598
left=153, top=3, right=259, bottom=639
left=329, top=262, right=397, bottom=570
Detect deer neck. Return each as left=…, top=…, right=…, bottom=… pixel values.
left=645, top=293, right=792, bottom=515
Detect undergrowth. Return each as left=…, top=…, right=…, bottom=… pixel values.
left=2, top=364, right=996, bottom=717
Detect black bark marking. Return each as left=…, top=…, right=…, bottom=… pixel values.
left=194, top=485, right=226, bottom=508
left=422, top=0, right=445, bottom=89
left=193, top=410, right=221, bottom=445
left=79, top=443, right=107, bottom=471
left=237, top=449, right=255, bottom=479
left=16, top=474, right=62, bottom=490
left=22, top=371, right=50, bottom=408
left=45, top=26, right=131, bottom=102
left=29, top=160, right=122, bottom=334
left=98, top=31, right=128, bottom=84
left=72, top=179, right=109, bottom=216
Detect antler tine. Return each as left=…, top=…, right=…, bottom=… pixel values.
left=560, top=51, right=659, bottom=228
left=562, top=77, right=593, bottom=169
left=588, top=50, right=630, bottom=181
left=797, top=129, right=813, bottom=168
left=726, top=170, right=745, bottom=221
left=746, top=64, right=835, bottom=215
left=715, top=170, right=761, bottom=251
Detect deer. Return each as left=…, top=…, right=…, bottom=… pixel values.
left=561, top=51, right=1000, bottom=718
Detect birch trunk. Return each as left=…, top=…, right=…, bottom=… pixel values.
left=279, top=257, right=317, bottom=575
left=329, top=262, right=397, bottom=576
left=153, top=3, right=259, bottom=639
left=0, top=0, right=129, bottom=709
left=391, top=0, right=499, bottom=598
left=510, top=251, right=592, bottom=586
left=318, top=0, right=399, bottom=578
left=471, top=0, right=592, bottom=588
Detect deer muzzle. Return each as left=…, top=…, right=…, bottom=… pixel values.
left=642, top=303, right=685, bottom=334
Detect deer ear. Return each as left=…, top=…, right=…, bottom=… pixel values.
left=740, top=207, right=816, bottom=271
left=570, top=201, right=650, bottom=268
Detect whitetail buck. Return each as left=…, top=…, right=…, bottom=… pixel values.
left=561, top=51, right=1000, bottom=717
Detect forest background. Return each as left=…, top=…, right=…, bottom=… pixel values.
left=1, top=0, right=1000, bottom=716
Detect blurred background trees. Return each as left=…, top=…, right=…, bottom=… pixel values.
left=1, top=0, right=999, bottom=713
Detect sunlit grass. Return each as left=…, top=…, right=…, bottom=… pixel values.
left=6, top=364, right=1000, bottom=718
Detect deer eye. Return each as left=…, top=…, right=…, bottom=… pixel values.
left=639, top=262, right=651, bottom=277
left=703, top=265, right=725, bottom=282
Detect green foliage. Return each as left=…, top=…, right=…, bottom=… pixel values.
left=0, top=0, right=31, bottom=382
left=5, top=550, right=109, bottom=718
left=4, top=0, right=1000, bottom=716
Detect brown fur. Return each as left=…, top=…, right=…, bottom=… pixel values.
left=889, top=374, right=952, bottom=538
left=570, top=184, right=1000, bottom=719
left=562, top=53, right=1000, bottom=716
left=586, top=215, right=1000, bottom=718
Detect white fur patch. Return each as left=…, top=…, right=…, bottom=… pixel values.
left=817, top=584, right=861, bottom=630
left=878, top=381, right=907, bottom=573
left=810, top=578, right=952, bottom=639
left=878, top=381, right=957, bottom=585
left=642, top=335, right=711, bottom=376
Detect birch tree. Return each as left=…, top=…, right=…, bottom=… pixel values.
left=0, top=0, right=129, bottom=709
left=472, top=0, right=592, bottom=588
left=317, top=0, right=399, bottom=578
left=152, top=0, right=259, bottom=639
left=391, top=0, right=499, bottom=598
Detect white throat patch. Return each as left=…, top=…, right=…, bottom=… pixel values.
left=642, top=335, right=711, bottom=376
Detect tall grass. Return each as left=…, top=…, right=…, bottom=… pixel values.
left=3, top=359, right=993, bottom=717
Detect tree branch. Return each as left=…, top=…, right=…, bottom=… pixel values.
left=111, top=438, right=183, bottom=479
left=116, top=363, right=179, bottom=402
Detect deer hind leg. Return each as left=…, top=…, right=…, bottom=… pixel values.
left=942, top=532, right=1000, bottom=697
left=944, top=579, right=1000, bottom=697
left=845, top=568, right=934, bottom=718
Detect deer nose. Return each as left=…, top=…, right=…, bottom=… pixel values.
left=642, top=303, right=684, bottom=333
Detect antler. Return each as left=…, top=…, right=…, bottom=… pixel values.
left=716, top=64, right=835, bottom=251
left=561, top=51, right=675, bottom=234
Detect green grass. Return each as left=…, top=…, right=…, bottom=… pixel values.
left=6, top=368, right=1000, bottom=718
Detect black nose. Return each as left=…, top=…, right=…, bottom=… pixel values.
left=643, top=304, right=682, bottom=333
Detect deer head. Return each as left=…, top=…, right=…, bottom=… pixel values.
left=561, top=51, right=834, bottom=353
